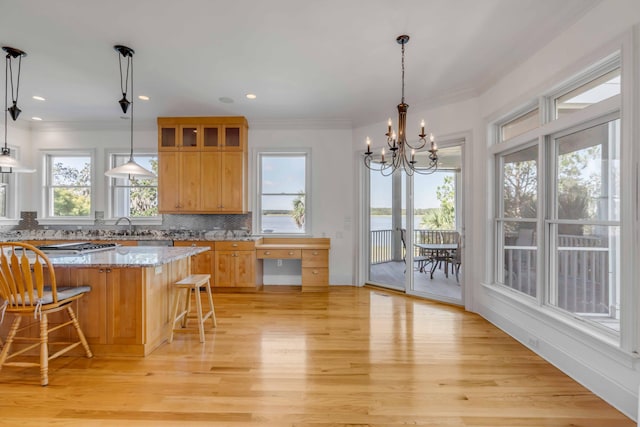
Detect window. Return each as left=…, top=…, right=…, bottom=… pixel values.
left=555, top=68, right=620, bottom=118
left=44, top=154, right=92, bottom=218
left=108, top=154, right=158, bottom=218
left=548, top=118, right=620, bottom=331
left=496, top=144, right=538, bottom=296
left=257, top=151, right=309, bottom=234
left=500, top=108, right=540, bottom=142
left=0, top=173, right=9, bottom=218
left=491, top=56, right=624, bottom=340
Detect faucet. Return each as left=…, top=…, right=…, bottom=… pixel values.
left=115, top=217, right=133, bottom=235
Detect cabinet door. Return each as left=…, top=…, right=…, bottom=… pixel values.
left=179, top=151, right=202, bottom=212
left=201, top=125, right=221, bottom=150
left=107, top=268, right=143, bottom=345
left=200, top=151, right=222, bottom=211
left=215, top=251, right=236, bottom=287
left=179, top=125, right=200, bottom=150
left=158, top=151, right=181, bottom=212
left=221, top=125, right=244, bottom=151
left=68, top=268, right=108, bottom=345
left=220, top=151, right=245, bottom=212
left=234, top=250, right=256, bottom=287
left=158, top=125, right=179, bottom=151
left=174, top=241, right=214, bottom=276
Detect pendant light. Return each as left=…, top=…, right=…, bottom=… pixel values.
left=105, top=45, right=155, bottom=179
left=0, top=46, right=35, bottom=174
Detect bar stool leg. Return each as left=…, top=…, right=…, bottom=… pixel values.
left=194, top=284, right=205, bottom=343
left=204, top=278, right=217, bottom=328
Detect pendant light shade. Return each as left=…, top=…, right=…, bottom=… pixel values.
left=2, top=46, right=34, bottom=174
left=105, top=45, right=155, bottom=179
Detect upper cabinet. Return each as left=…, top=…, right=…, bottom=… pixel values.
left=157, top=116, right=248, bottom=214
left=158, top=117, right=246, bottom=152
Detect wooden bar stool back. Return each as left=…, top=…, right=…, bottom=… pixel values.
left=169, top=274, right=216, bottom=343
left=0, top=242, right=93, bottom=386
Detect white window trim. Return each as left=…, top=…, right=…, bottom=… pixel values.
left=254, top=148, right=312, bottom=237
left=488, top=50, right=632, bottom=350
left=38, top=149, right=96, bottom=225
left=104, top=149, right=161, bottom=225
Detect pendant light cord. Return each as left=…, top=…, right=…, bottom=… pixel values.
left=119, top=53, right=130, bottom=101
left=129, top=54, right=134, bottom=160
left=4, top=55, right=8, bottom=152
left=8, top=54, right=20, bottom=105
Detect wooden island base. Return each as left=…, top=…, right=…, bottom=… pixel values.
left=0, top=247, right=200, bottom=358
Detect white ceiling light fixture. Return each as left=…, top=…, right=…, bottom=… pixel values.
left=363, top=35, right=438, bottom=176
left=245, top=93, right=257, bottom=100
left=32, top=95, right=45, bottom=101
left=105, top=45, right=155, bottom=179
left=0, top=46, right=35, bottom=174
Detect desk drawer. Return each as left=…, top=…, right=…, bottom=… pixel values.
left=215, top=241, right=255, bottom=251
left=301, top=249, right=328, bottom=267
left=256, top=249, right=301, bottom=259
left=302, top=267, right=328, bottom=285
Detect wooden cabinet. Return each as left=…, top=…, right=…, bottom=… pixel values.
left=62, top=267, right=143, bottom=346
left=214, top=241, right=257, bottom=288
left=157, top=116, right=248, bottom=214
left=255, top=238, right=331, bottom=291
left=174, top=241, right=214, bottom=277
left=302, top=249, right=329, bottom=291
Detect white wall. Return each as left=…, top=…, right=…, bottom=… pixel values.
left=249, top=124, right=355, bottom=285
left=474, top=0, right=640, bottom=420
left=26, top=122, right=157, bottom=215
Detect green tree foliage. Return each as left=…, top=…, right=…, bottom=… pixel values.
left=53, top=161, right=91, bottom=216
left=128, top=158, right=158, bottom=217
left=421, top=175, right=455, bottom=229
left=292, top=192, right=305, bottom=229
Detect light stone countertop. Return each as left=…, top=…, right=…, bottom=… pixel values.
left=43, top=245, right=210, bottom=268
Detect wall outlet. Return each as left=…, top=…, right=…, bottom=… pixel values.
left=277, top=259, right=283, bottom=267
left=527, top=336, right=539, bottom=349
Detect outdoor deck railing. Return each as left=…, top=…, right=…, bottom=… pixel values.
left=371, top=228, right=612, bottom=316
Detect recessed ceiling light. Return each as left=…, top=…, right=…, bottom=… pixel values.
left=32, top=117, right=42, bottom=121
left=219, top=96, right=234, bottom=104
left=245, top=93, right=257, bottom=100
left=32, top=95, right=45, bottom=101
left=138, top=95, right=149, bottom=101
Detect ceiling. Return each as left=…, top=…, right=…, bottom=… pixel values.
left=2, top=0, right=600, bottom=128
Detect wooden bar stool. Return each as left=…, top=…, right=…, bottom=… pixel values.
left=169, top=274, right=216, bottom=343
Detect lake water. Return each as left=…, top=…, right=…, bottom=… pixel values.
left=261, top=215, right=421, bottom=233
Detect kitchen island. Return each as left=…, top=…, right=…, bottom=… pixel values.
left=0, top=246, right=209, bottom=357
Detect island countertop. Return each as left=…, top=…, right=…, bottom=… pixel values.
left=43, top=245, right=210, bottom=268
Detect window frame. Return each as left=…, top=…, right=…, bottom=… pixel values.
left=488, top=51, right=630, bottom=349
left=105, top=150, right=161, bottom=224
left=254, top=148, right=311, bottom=236
left=40, top=150, right=95, bottom=224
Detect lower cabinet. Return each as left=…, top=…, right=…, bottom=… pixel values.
left=301, top=249, right=329, bottom=291
left=174, top=240, right=261, bottom=290
left=174, top=241, right=214, bottom=277
left=214, top=241, right=257, bottom=288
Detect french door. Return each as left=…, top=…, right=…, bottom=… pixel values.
left=365, top=141, right=464, bottom=305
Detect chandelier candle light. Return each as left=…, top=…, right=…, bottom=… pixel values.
left=0, top=46, right=34, bottom=174
left=364, top=35, right=438, bottom=176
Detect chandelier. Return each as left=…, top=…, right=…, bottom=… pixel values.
left=364, top=35, right=438, bottom=176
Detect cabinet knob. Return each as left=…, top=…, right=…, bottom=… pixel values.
left=191, top=243, right=196, bottom=247
left=106, top=269, right=112, bottom=273
left=232, top=243, right=238, bottom=247
left=99, top=269, right=104, bottom=273
left=312, top=251, right=318, bottom=255
left=265, top=251, right=271, bottom=255
left=312, top=270, right=318, bottom=275
left=288, top=251, right=294, bottom=255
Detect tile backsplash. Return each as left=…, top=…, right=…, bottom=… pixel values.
left=6, top=211, right=252, bottom=234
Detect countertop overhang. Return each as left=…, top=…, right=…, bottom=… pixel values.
left=44, top=246, right=210, bottom=268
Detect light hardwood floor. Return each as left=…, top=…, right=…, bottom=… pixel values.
left=0, top=286, right=633, bottom=426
